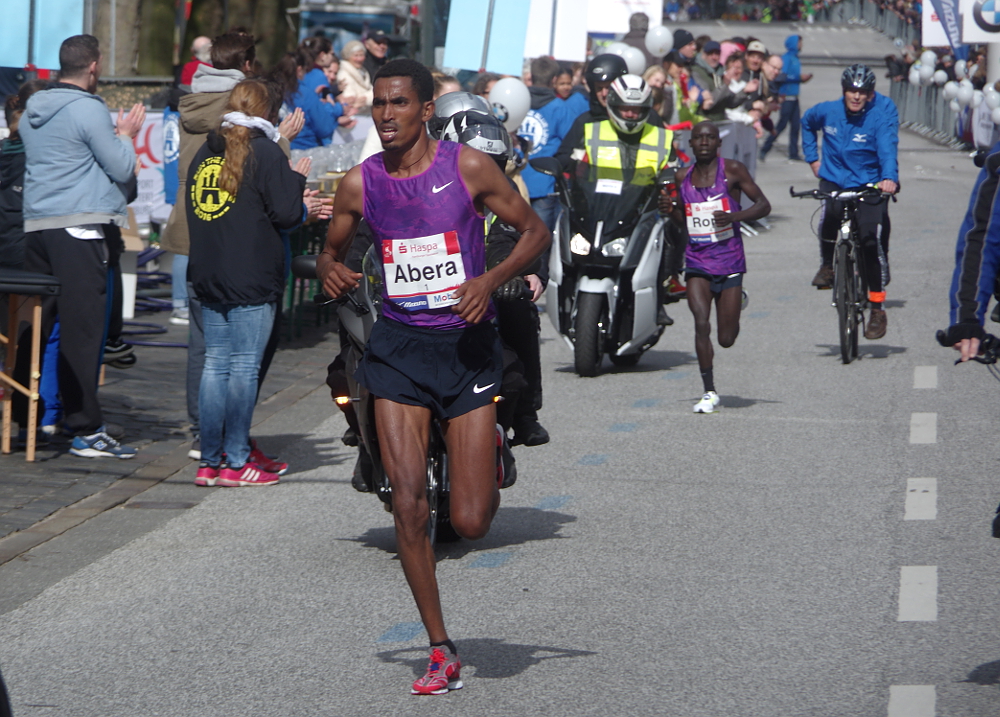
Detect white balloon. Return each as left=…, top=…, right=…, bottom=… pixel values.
left=606, top=42, right=630, bottom=58
left=919, top=63, right=935, bottom=81
left=942, top=80, right=959, bottom=99
left=986, top=89, right=1000, bottom=109
left=957, top=84, right=974, bottom=106
left=489, top=77, right=531, bottom=133
left=950, top=99, right=962, bottom=112
left=970, top=63, right=980, bottom=77
left=644, top=25, right=674, bottom=56
left=933, top=70, right=948, bottom=85
left=955, top=59, right=967, bottom=78
left=960, top=78, right=974, bottom=90
left=992, top=106, right=1000, bottom=124
left=620, top=46, right=646, bottom=75
left=921, top=50, right=938, bottom=66
left=973, top=89, right=985, bottom=107
left=909, top=69, right=922, bottom=87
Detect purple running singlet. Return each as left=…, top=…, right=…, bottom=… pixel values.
left=361, top=140, right=492, bottom=329
left=681, top=156, right=747, bottom=276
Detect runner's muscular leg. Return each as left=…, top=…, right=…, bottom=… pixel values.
left=374, top=398, right=448, bottom=643
left=442, top=402, right=499, bottom=541
left=687, top=277, right=714, bottom=370
left=715, top=284, right=742, bottom=348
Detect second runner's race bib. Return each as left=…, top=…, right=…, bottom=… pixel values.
left=382, top=231, right=468, bottom=310
left=686, top=197, right=734, bottom=244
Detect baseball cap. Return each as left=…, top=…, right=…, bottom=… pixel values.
left=747, top=40, right=767, bottom=54
left=703, top=40, right=721, bottom=54
left=367, top=29, right=388, bottom=43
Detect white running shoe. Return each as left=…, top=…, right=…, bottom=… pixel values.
left=693, top=391, right=720, bottom=414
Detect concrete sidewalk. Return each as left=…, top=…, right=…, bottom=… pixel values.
left=0, top=305, right=340, bottom=564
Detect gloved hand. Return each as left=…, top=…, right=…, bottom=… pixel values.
left=493, top=276, right=527, bottom=302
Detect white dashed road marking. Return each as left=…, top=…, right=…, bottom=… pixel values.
left=888, top=685, right=936, bottom=717
left=909, top=413, right=937, bottom=444
left=898, top=566, right=938, bottom=622
left=904, top=479, right=937, bottom=520
left=913, top=366, right=938, bottom=389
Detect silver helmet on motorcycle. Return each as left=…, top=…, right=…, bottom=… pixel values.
left=428, top=91, right=493, bottom=138
left=606, top=74, right=653, bottom=135
left=440, top=109, right=513, bottom=171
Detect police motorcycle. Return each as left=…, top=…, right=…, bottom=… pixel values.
left=531, top=75, right=676, bottom=377
left=295, top=96, right=520, bottom=544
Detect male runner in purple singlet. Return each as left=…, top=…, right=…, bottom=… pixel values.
left=661, top=121, right=770, bottom=413
left=317, top=59, right=550, bottom=695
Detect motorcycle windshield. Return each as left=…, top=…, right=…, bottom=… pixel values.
left=569, top=162, right=658, bottom=240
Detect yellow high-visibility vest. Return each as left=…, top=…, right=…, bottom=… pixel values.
left=582, top=120, right=674, bottom=183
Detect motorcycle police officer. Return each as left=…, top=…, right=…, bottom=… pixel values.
left=570, top=74, right=677, bottom=323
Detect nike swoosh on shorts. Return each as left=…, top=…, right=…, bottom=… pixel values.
left=473, top=383, right=495, bottom=394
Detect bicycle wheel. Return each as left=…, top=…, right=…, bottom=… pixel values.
left=835, top=242, right=857, bottom=364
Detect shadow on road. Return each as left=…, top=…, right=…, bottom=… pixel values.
left=815, top=343, right=907, bottom=360
left=346, top=506, right=577, bottom=559
left=554, top=349, right=696, bottom=374
left=718, top=395, right=783, bottom=408
left=256, top=432, right=353, bottom=477
left=961, top=659, right=1000, bottom=686
left=377, top=638, right=597, bottom=679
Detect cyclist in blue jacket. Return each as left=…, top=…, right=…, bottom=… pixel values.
left=802, top=64, right=899, bottom=339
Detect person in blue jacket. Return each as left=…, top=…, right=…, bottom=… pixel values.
left=944, top=143, right=1000, bottom=361
left=271, top=50, right=347, bottom=150
left=802, top=64, right=899, bottom=339
left=760, top=34, right=812, bottom=161
left=517, top=57, right=576, bottom=235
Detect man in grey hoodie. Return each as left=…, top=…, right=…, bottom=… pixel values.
left=16, top=34, right=144, bottom=458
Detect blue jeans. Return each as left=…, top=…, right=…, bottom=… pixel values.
left=761, top=98, right=801, bottom=159
left=171, top=254, right=189, bottom=310
left=199, top=302, right=275, bottom=468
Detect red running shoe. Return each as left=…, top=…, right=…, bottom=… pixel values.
left=249, top=445, right=288, bottom=475
left=411, top=645, right=462, bottom=695
left=217, top=463, right=280, bottom=487
left=194, top=465, right=220, bottom=487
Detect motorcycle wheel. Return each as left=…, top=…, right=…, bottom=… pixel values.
left=425, top=450, right=461, bottom=544
left=574, top=293, right=606, bottom=377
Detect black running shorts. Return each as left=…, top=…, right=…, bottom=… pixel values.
left=355, top=317, right=503, bottom=420
left=685, top=271, right=743, bottom=294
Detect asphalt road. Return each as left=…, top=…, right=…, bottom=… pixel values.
left=1, top=26, right=998, bottom=717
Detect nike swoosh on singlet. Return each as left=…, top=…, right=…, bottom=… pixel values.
left=432, top=182, right=454, bottom=193
left=473, top=382, right=495, bottom=394
left=706, top=193, right=725, bottom=201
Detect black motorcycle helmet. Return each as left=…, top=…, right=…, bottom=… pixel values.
left=841, top=64, right=876, bottom=92
left=585, top=53, right=628, bottom=95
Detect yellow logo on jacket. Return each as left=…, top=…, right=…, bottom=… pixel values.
left=190, top=156, right=232, bottom=221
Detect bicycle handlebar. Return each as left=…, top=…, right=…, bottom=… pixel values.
left=789, top=185, right=896, bottom=202
left=935, top=329, right=1000, bottom=364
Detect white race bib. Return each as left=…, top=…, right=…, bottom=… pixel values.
left=685, top=197, right=734, bottom=243
left=381, top=231, right=468, bottom=310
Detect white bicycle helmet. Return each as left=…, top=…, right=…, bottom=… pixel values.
left=606, top=74, right=653, bottom=135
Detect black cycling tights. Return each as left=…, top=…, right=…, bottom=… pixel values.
left=818, top=180, right=891, bottom=296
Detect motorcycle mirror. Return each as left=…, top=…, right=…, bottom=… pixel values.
left=291, top=254, right=318, bottom=280
left=529, top=157, right=561, bottom=177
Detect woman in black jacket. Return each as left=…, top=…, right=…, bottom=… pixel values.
left=186, top=78, right=307, bottom=487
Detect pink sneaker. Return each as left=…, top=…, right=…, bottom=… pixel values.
left=194, top=465, right=220, bottom=487
left=249, top=445, right=288, bottom=476
left=411, top=645, right=462, bottom=695
left=217, top=463, right=280, bottom=487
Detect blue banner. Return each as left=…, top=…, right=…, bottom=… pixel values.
left=0, top=0, right=82, bottom=70
left=928, top=0, right=963, bottom=52
left=442, top=0, right=530, bottom=76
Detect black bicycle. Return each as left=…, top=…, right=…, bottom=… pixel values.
left=791, top=185, right=892, bottom=364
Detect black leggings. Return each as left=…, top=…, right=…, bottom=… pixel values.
left=818, top=179, right=891, bottom=295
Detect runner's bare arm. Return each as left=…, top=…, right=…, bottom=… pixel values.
left=317, top=166, right=365, bottom=298
left=453, top=147, right=551, bottom=324
left=715, top=159, right=770, bottom=228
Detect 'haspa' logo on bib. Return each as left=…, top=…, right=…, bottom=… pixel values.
left=190, top=156, right=232, bottom=221
left=974, top=0, right=1000, bottom=32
